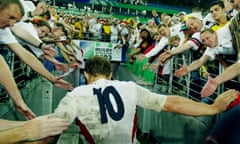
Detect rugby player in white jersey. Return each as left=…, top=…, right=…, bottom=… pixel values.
left=53, top=56, right=237, bottom=144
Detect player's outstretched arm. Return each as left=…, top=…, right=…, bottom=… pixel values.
left=163, top=89, right=238, bottom=116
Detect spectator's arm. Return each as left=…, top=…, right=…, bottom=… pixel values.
left=0, top=115, right=69, bottom=143
left=145, top=38, right=168, bottom=58
left=0, top=55, right=35, bottom=120
left=215, top=62, right=240, bottom=85
left=128, top=48, right=141, bottom=58
left=7, top=42, right=55, bottom=82
left=7, top=42, right=73, bottom=90
left=170, top=42, right=193, bottom=56
left=0, top=120, right=27, bottom=144
left=0, top=55, right=25, bottom=107
left=185, top=55, right=209, bottom=73
left=159, top=43, right=193, bottom=63
left=11, top=26, right=42, bottom=48
left=29, top=1, right=48, bottom=17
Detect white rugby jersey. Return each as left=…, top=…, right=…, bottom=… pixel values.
left=54, top=78, right=167, bottom=144
left=186, top=32, right=202, bottom=51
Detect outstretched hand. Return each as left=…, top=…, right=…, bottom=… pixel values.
left=142, top=63, right=149, bottom=71
left=52, top=76, right=73, bottom=91
left=42, top=44, right=58, bottom=57
left=136, top=54, right=146, bottom=61
left=159, top=49, right=172, bottom=64
left=23, top=115, right=69, bottom=141
left=14, top=101, right=36, bottom=120
left=201, top=73, right=218, bottom=97
left=149, top=63, right=159, bottom=71
left=54, top=62, right=69, bottom=72
left=31, top=2, right=48, bottom=17
left=174, top=64, right=188, bottom=77
left=213, top=89, right=238, bottom=112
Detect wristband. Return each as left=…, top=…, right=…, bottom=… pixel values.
left=38, top=42, right=43, bottom=49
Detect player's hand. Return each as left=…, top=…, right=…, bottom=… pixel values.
left=213, top=89, right=238, bottom=112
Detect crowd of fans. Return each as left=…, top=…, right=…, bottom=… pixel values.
left=0, top=0, right=240, bottom=143
left=117, top=0, right=147, bottom=5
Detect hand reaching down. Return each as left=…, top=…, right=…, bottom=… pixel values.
left=159, top=49, right=172, bottom=64
left=201, top=73, right=218, bottom=97
left=174, top=64, right=188, bottom=77
left=41, top=44, right=58, bottom=57
left=149, top=63, right=159, bottom=71
left=52, top=76, right=73, bottom=91
left=14, top=101, right=36, bottom=120
left=142, top=63, right=149, bottom=71
left=22, top=115, right=69, bottom=141
left=54, top=62, right=69, bottom=72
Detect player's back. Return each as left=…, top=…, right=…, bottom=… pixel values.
left=55, top=78, right=139, bottom=144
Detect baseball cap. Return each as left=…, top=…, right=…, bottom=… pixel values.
left=178, top=11, right=186, bottom=16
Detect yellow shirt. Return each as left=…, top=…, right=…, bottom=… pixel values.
left=102, top=25, right=111, bottom=35
left=211, top=21, right=229, bottom=31
left=74, top=22, right=84, bottom=39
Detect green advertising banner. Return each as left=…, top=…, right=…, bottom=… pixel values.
left=73, top=40, right=123, bottom=61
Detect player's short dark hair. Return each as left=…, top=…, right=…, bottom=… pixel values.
left=85, top=56, right=112, bottom=77
left=0, top=0, right=25, bottom=16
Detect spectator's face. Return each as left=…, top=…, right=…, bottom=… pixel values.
left=179, top=14, right=185, bottom=22
left=186, top=18, right=202, bottom=33
left=153, top=34, right=161, bottom=41
left=50, top=7, right=57, bottom=15
left=52, top=26, right=65, bottom=38
left=60, top=10, right=64, bottom=15
left=140, top=30, right=149, bottom=39
left=233, top=0, right=240, bottom=10
left=162, top=15, right=171, bottom=24
left=158, top=26, right=169, bottom=37
left=171, top=39, right=180, bottom=47
left=148, top=20, right=155, bottom=27
left=200, top=31, right=217, bottom=48
left=0, top=4, right=22, bottom=29
left=152, top=10, right=157, bottom=16
left=42, top=14, right=50, bottom=21
left=210, top=5, right=225, bottom=21
left=36, top=26, right=50, bottom=38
